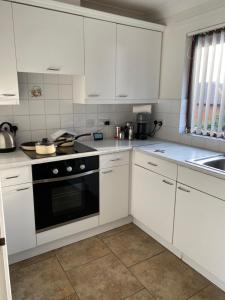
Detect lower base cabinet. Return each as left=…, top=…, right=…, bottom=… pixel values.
left=2, top=184, right=36, bottom=255
left=174, top=184, right=225, bottom=282
left=132, top=165, right=176, bottom=243
left=100, top=165, right=129, bottom=225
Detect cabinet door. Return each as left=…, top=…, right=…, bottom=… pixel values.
left=13, top=4, right=84, bottom=75
left=0, top=1, right=19, bottom=105
left=3, top=184, right=36, bottom=255
left=100, top=165, right=129, bottom=225
left=132, top=165, right=176, bottom=243
left=116, top=25, right=161, bottom=101
left=84, top=18, right=116, bottom=101
left=174, top=185, right=225, bottom=282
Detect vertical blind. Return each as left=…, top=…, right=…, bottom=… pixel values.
left=190, top=29, right=225, bottom=137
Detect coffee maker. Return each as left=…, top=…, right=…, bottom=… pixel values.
left=135, top=112, right=150, bottom=140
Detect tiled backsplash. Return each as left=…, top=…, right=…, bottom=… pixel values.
left=152, top=99, right=225, bottom=153
left=0, top=73, right=134, bottom=145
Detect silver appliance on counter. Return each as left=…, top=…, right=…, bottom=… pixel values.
left=0, top=122, right=17, bottom=153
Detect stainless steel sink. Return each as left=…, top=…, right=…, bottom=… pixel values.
left=188, top=155, right=225, bottom=173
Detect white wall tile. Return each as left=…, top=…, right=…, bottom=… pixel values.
left=28, top=73, right=43, bottom=84
left=45, top=100, right=59, bottom=115
left=60, top=114, right=74, bottom=128
left=58, top=75, right=73, bottom=85
left=29, top=100, right=45, bottom=115
left=0, top=115, right=14, bottom=124
left=43, top=74, right=58, bottom=85
left=13, top=101, right=29, bottom=116
left=18, top=84, right=29, bottom=100
left=59, top=100, right=73, bottom=114
left=59, top=85, right=73, bottom=100
left=0, top=106, right=13, bottom=115
left=74, top=104, right=85, bottom=114
left=13, top=115, right=30, bottom=131
left=44, top=84, right=59, bottom=100
left=18, top=72, right=28, bottom=84
left=30, top=115, right=46, bottom=130
left=16, top=130, right=31, bottom=145
left=85, top=104, right=98, bottom=114
left=46, top=115, right=60, bottom=129
left=31, top=130, right=47, bottom=141
left=74, top=114, right=86, bottom=128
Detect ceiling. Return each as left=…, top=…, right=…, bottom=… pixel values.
left=56, top=0, right=225, bottom=24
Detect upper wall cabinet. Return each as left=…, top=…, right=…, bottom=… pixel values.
left=0, top=2, right=19, bottom=105
left=84, top=19, right=116, bottom=101
left=13, top=4, right=84, bottom=75
left=116, top=25, right=162, bottom=102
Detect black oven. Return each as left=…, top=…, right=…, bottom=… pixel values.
left=32, top=156, right=99, bottom=232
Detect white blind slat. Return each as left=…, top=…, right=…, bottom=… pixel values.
left=210, top=31, right=225, bottom=134
left=197, top=35, right=210, bottom=134
left=191, top=37, right=203, bottom=133
left=203, top=33, right=217, bottom=134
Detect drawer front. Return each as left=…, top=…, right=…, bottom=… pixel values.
left=178, top=166, right=225, bottom=201
left=134, top=151, right=177, bottom=180
left=100, top=151, right=130, bottom=169
left=1, top=166, right=32, bottom=187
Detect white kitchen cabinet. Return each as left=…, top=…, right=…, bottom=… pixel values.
left=132, top=165, right=176, bottom=243
left=174, top=184, right=225, bottom=282
left=0, top=1, right=19, bottom=105
left=100, top=165, right=129, bottom=225
left=84, top=18, right=116, bottom=101
left=13, top=3, right=84, bottom=75
left=116, top=25, right=162, bottom=102
left=2, top=184, right=36, bottom=255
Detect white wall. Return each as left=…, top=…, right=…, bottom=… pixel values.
left=153, top=5, right=225, bottom=152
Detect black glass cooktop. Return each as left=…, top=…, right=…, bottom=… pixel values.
left=23, top=142, right=96, bottom=159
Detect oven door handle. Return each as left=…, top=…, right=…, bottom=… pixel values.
left=33, top=169, right=99, bottom=184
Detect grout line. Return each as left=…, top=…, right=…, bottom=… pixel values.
left=122, top=287, right=146, bottom=300
left=186, top=283, right=211, bottom=300
left=55, top=254, right=81, bottom=300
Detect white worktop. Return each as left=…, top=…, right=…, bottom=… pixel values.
left=0, top=139, right=224, bottom=180
left=135, top=141, right=225, bottom=180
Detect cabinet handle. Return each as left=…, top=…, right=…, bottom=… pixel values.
left=1, top=93, right=16, bottom=97
left=102, top=170, right=113, bottom=174
left=16, top=187, right=30, bottom=192
left=110, top=158, right=120, bottom=162
left=117, top=94, right=128, bottom=98
left=88, top=94, right=100, bottom=97
left=162, top=179, right=174, bottom=186
left=5, top=175, right=19, bottom=180
left=178, top=186, right=190, bottom=193
left=147, top=162, right=158, bottom=167
left=47, top=67, right=61, bottom=71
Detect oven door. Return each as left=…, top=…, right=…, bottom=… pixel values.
left=33, top=170, right=99, bottom=231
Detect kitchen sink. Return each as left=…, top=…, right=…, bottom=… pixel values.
left=188, top=155, right=225, bottom=173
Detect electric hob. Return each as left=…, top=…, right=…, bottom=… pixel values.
left=22, top=141, right=97, bottom=159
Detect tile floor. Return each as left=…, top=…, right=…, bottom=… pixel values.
left=10, top=223, right=225, bottom=300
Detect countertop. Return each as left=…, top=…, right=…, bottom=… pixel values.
left=0, top=139, right=224, bottom=180
left=134, top=141, right=225, bottom=180
left=0, top=139, right=160, bottom=170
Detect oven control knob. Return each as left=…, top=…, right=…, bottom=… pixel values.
left=80, top=164, right=85, bottom=170
left=67, top=166, right=73, bottom=172
left=52, top=168, right=59, bottom=175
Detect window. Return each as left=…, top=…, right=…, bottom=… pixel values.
left=188, top=28, right=225, bottom=138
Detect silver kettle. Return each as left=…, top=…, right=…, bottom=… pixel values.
left=0, top=122, right=18, bottom=153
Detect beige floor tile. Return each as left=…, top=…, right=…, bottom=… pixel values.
left=130, top=251, right=209, bottom=300
left=103, top=226, right=165, bottom=267
left=63, top=293, right=80, bottom=300
left=10, top=257, right=74, bottom=300
left=10, top=250, right=56, bottom=272
left=125, top=289, right=155, bottom=300
left=67, top=253, right=143, bottom=300
left=190, top=284, right=225, bottom=300
left=56, top=237, right=110, bottom=271
left=97, top=223, right=135, bottom=239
